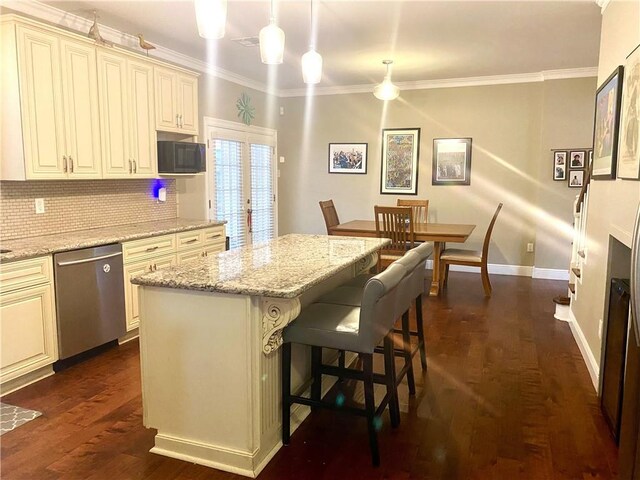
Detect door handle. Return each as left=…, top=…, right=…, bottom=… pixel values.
left=57, top=251, right=122, bottom=267
left=63, top=155, right=68, bottom=173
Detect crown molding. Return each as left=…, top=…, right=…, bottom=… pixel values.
left=279, top=67, right=599, bottom=98
left=1, top=0, right=275, bottom=95
left=2, top=0, right=599, bottom=100
left=594, top=0, right=611, bottom=13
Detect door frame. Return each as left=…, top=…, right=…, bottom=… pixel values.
left=202, top=116, right=279, bottom=241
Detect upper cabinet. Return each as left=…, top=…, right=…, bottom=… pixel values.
left=97, top=50, right=157, bottom=178
left=155, top=66, right=199, bottom=135
left=0, top=15, right=199, bottom=181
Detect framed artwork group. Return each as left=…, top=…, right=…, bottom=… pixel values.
left=553, top=149, right=592, bottom=188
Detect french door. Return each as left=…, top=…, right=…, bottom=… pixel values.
left=205, top=119, right=277, bottom=249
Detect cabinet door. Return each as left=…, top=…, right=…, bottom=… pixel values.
left=129, top=59, right=157, bottom=177
left=1, top=284, right=58, bottom=383
left=124, top=254, right=176, bottom=331
left=154, top=67, right=178, bottom=132
left=202, top=242, right=226, bottom=257
left=60, top=38, right=102, bottom=178
left=97, top=50, right=130, bottom=178
left=177, top=247, right=204, bottom=265
left=177, top=74, right=198, bottom=134
left=15, top=26, right=66, bottom=179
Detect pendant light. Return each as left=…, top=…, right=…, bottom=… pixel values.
left=301, top=0, right=322, bottom=84
left=373, top=60, right=400, bottom=101
left=194, top=0, right=227, bottom=40
left=259, top=0, right=285, bottom=64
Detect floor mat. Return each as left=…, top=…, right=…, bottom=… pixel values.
left=0, top=402, right=42, bottom=435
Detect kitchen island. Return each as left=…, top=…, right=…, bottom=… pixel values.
left=132, top=234, right=390, bottom=477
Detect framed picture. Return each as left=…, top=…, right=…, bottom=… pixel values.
left=569, top=150, right=586, bottom=168
left=592, top=65, right=624, bottom=180
left=617, top=43, right=640, bottom=180
left=553, top=151, right=567, bottom=181
left=568, top=170, right=585, bottom=188
left=380, top=128, right=420, bottom=195
left=328, top=143, right=368, bottom=174
left=432, top=138, right=472, bottom=186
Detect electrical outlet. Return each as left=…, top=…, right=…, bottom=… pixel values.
left=598, top=319, right=603, bottom=340
left=279, top=156, right=285, bottom=163
left=526, top=242, right=534, bottom=253
left=35, top=198, right=45, bottom=214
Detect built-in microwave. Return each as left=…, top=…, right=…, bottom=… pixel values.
left=157, top=141, right=206, bottom=174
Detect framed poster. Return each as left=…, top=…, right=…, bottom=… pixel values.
left=432, top=138, right=472, bottom=186
left=328, top=143, right=368, bottom=174
left=592, top=65, right=624, bottom=180
left=568, top=170, right=585, bottom=188
left=553, top=151, right=567, bottom=181
left=380, top=128, right=420, bottom=195
left=617, top=44, right=640, bottom=180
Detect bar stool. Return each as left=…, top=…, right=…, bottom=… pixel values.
left=323, top=242, right=432, bottom=374
left=281, top=264, right=408, bottom=466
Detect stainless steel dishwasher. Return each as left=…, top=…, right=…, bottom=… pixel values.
left=54, top=244, right=126, bottom=359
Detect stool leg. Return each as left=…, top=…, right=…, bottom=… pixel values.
left=363, top=353, right=380, bottom=467
left=383, top=333, right=400, bottom=428
left=311, top=346, right=322, bottom=406
left=415, top=295, right=428, bottom=371
left=401, top=311, right=416, bottom=395
left=282, top=342, right=291, bottom=445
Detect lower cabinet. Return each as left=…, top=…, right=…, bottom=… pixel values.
left=123, top=253, right=176, bottom=332
left=0, top=257, right=58, bottom=388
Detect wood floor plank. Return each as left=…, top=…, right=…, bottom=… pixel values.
left=0, top=272, right=618, bottom=479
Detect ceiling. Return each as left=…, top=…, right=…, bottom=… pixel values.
left=38, top=0, right=602, bottom=92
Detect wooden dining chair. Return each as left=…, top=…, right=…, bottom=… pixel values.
left=439, top=203, right=503, bottom=297
left=397, top=199, right=429, bottom=224
left=319, top=200, right=340, bottom=234
left=374, top=205, right=415, bottom=271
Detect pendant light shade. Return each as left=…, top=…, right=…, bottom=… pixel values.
left=194, top=0, right=227, bottom=39
left=302, top=47, right=322, bottom=84
left=373, top=60, right=400, bottom=101
left=259, top=0, right=285, bottom=65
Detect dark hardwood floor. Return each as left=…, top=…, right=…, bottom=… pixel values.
left=1, top=272, right=618, bottom=479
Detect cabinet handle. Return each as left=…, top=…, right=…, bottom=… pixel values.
left=148, top=264, right=154, bottom=272
left=179, top=114, right=183, bottom=128
left=204, top=251, right=208, bottom=256
left=63, top=156, right=68, bottom=173
left=133, top=160, right=137, bottom=173
left=69, top=157, right=74, bottom=173
left=129, top=159, right=133, bottom=174
left=153, top=263, right=157, bottom=271
left=207, top=234, right=221, bottom=240
left=176, top=114, right=179, bottom=127
left=145, top=246, right=159, bottom=252
left=185, top=238, right=198, bottom=244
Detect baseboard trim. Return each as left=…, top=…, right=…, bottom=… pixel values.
left=568, top=308, right=599, bottom=392
left=532, top=267, right=570, bottom=280
left=426, top=260, right=533, bottom=277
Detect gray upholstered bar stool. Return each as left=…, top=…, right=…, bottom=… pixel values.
left=281, top=264, right=407, bottom=467
left=322, top=242, right=432, bottom=376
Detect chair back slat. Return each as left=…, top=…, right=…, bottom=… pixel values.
left=359, top=263, right=406, bottom=351
left=374, top=206, right=415, bottom=254
left=482, top=203, right=503, bottom=260
left=319, top=200, right=340, bottom=234
left=397, top=199, right=429, bottom=224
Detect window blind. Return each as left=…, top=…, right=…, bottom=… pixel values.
left=213, top=139, right=246, bottom=249
left=250, top=143, right=274, bottom=245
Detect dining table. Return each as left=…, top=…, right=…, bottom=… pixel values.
left=330, top=220, right=476, bottom=296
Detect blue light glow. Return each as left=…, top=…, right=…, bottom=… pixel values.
left=150, top=179, right=166, bottom=199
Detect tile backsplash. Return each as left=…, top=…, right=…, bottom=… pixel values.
left=0, top=179, right=177, bottom=241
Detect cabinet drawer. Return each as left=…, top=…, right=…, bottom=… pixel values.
left=122, top=234, right=176, bottom=263
left=0, top=257, right=52, bottom=294
left=202, top=225, right=225, bottom=246
left=176, top=230, right=203, bottom=251
left=203, top=242, right=225, bottom=257
left=177, top=247, right=204, bottom=264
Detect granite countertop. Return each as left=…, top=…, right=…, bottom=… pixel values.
left=131, top=233, right=391, bottom=298
left=0, top=218, right=226, bottom=262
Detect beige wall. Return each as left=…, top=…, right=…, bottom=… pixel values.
left=571, top=0, right=640, bottom=369
left=277, top=78, right=595, bottom=269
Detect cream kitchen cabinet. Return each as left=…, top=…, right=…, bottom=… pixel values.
left=123, top=253, right=176, bottom=331
left=98, top=50, right=157, bottom=178
left=0, top=257, right=58, bottom=393
left=154, top=66, right=198, bottom=135
left=0, top=21, right=101, bottom=180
